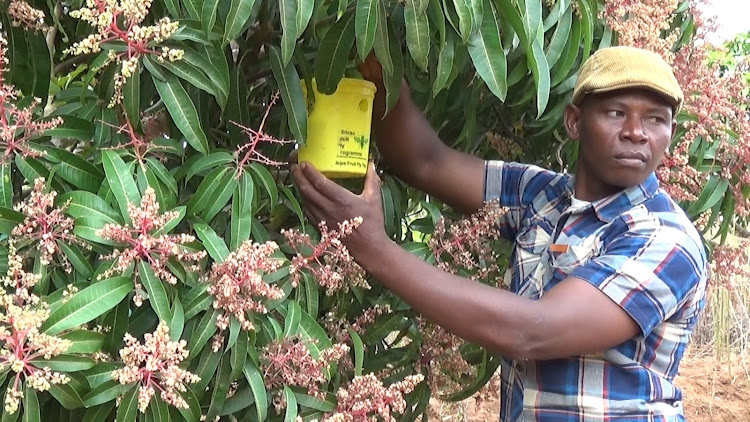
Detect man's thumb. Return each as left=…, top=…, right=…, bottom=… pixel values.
left=362, top=162, right=381, bottom=199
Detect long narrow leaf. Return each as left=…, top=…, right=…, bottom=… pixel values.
left=42, top=277, right=133, bottom=335
left=152, top=73, right=210, bottom=155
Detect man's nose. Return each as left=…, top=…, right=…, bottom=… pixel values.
left=621, top=117, right=647, bottom=143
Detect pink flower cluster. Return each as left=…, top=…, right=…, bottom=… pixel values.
left=429, top=202, right=507, bottom=283
left=416, top=318, right=474, bottom=395
left=111, top=322, right=200, bottom=412
left=0, top=252, right=70, bottom=414
left=709, top=242, right=750, bottom=290
left=97, top=187, right=206, bottom=305
left=206, top=240, right=285, bottom=331
left=11, top=178, right=89, bottom=273
left=6, top=0, right=47, bottom=32
left=0, top=33, right=62, bottom=163
left=282, top=218, right=369, bottom=295
left=325, top=374, right=425, bottom=422
left=261, top=338, right=349, bottom=411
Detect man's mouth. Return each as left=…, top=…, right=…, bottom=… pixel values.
left=614, top=151, right=648, bottom=167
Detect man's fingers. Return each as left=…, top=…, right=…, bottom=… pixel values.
left=299, top=162, right=352, bottom=203
left=292, top=164, right=335, bottom=211
left=361, top=162, right=382, bottom=201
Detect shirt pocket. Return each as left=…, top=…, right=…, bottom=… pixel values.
left=549, top=238, right=601, bottom=277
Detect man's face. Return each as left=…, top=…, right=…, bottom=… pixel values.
left=564, top=88, right=677, bottom=201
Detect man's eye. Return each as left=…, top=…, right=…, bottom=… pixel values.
left=647, top=116, right=666, bottom=124
left=606, top=110, right=624, bottom=118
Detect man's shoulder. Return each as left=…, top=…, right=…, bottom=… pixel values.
left=608, top=189, right=707, bottom=262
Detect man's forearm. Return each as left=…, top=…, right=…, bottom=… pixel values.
left=355, top=235, right=544, bottom=360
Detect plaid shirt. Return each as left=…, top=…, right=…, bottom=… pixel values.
left=484, top=161, right=708, bottom=422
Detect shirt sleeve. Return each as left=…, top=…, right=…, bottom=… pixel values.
left=570, top=217, right=708, bottom=337
left=484, top=160, right=567, bottom=240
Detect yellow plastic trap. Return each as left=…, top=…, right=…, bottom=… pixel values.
left=298, top=78, right=377, bottom=178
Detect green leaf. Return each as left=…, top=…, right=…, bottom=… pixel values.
left=83, top=380, right=129, bottom=407
left=146, top=394, right=170, bottom=422
left=161, top=59, right=218, bottom=100
left=176, top=388, right=201, bottom=422
left=60, top=330, right=106, bottom=354
left=44, top=116, right=95, bottom=141
left=243, top=361, right=268, bottom=422
left=0, top=163, right=12, bottom=208
left=152, top=73, right=210, bottom=155
left=31, top=355, right=96, bottom=372
left=382, top=21, right=404, bottom=115
left=248, top=163, right=278, bottom=211
left=200, top=45, right=230, bottom=108
left=230, top=330, right=248, bottom=379
left=170, top=298, right=185, bottom=341
left=347, top=328, right=364, bottom=376
left=58, top=241, right=94, bottom=278
left=194, top=222, right=230, bottom=262
left=405, top=0, right=431, bottom=71
left=123, top=67, right=140, bottom=128
left=82, top=401, right=115, bottom=422
left=101, top=151, right=140, bottom=224
left=293, top=390, right=336, bottom=412
left=116, top=386, right=138, bottom=422
left=188, top=309, right=219, bottom=359
left=452, top=0, right=474, bottom=43
left=269, top=45, right=308, bottom=145
left=202, top=165, right=238, bottom=223
left=467, top=0, right=506, bottom=100
left=205, top=358, right=232, bottom=421
left=314, top=13, right=356, bottom=94
left=277, top=306, right=331, bottom=356
left=21, top=385, right=38, bottom=422
left=688, top=177, right=730, bottom=217
left=284, top=301, right=302, bottom=337
left=296, top=0, right=314, bottom=39
left=49, top=382, right=85, bottom=410
left=224, top=0, right=258, bottom=45
left=355, top=0, right=379, bottom=61
left=139, top=261, right=173, bottom=324
left=185, top=151, right=234, bottom=182
left=283, top=386, right=298, bottom=422
left=58, top=191, right=121, bottom=224
left=43, top=146, right=105, bottom=192
left=183, top=0, right=201, bottom=19
left=372, top=0, right=393, bottom=75
left=42, top=277, right=133, bottom=335
left=528, top=39, right=551, bottom=118
left=201, top=0, right=220, bottom=35
left=433, top=32, right=455, bottom=95
left=280, top=0, right=299, bottom=66
left=187, top=166, right=230, bottom=216
left=545, top=4, right=572, bottom=68
left=444, top=351, right=501, bottom=401
left=302, top=272, right=319, bottom=318
left=230, top=193, right=252, bottom=250
left=0, top=206, right=23, bottom=235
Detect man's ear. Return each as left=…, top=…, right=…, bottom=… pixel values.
left=670, top=119, right=677, bottom=139
left=564, top=104, right=582, bottom=140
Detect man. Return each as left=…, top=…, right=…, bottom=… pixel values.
left=292, top=46, right=708, bottom=421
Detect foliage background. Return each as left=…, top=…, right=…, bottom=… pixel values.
left=0, top=0, right=745, bottom=420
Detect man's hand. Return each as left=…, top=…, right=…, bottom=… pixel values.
left=292, top=161, right=387, bottom=258
left=358, top=53, right=384, bottom=87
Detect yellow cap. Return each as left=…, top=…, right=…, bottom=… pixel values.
left=572, top=46, right=683, bottom=113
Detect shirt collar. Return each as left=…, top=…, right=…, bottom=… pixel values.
left=591, top=173, right=660, bottom=222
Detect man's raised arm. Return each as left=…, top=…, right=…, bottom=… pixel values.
left=360, top=55, right=486, bottom=215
